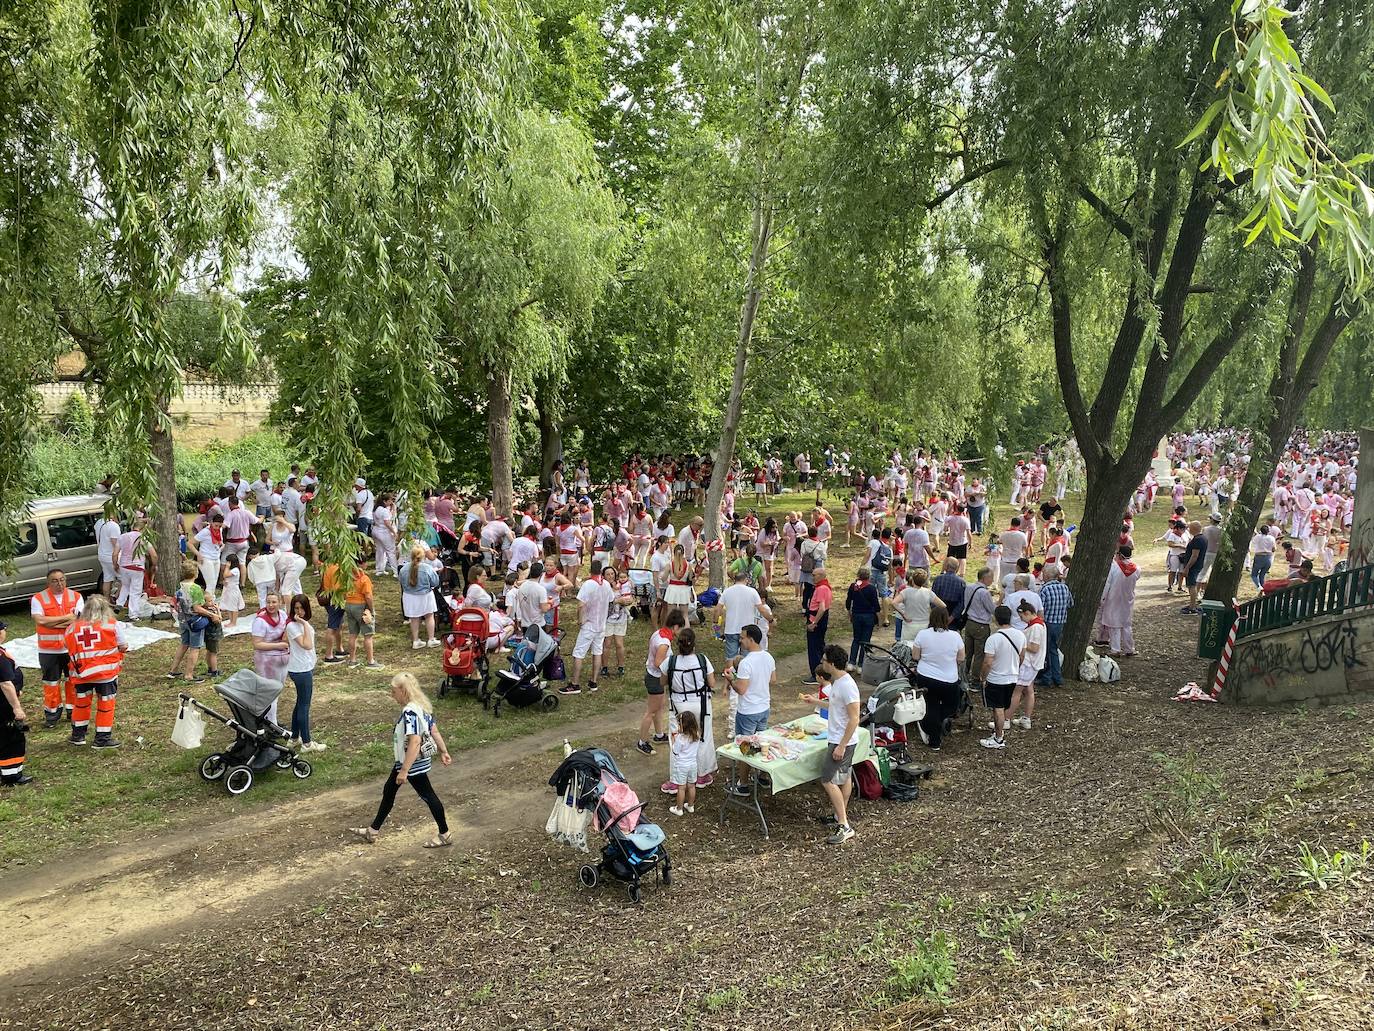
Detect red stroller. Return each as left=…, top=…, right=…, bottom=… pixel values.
left=438, top=606, right=493, bottom=701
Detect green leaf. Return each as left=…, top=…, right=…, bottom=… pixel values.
left=1179, top=98, right=1228, bottom=148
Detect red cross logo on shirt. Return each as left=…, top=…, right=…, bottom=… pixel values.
left=75, top=625, right=102, bottom=649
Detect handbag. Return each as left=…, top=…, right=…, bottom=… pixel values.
left=545, top=775, right=592, bottom=851
left=891, top=690, right=926, bottom=725
left=170, top=701, right=206, bottom=750
left=419, top=724, right=439, bottom=759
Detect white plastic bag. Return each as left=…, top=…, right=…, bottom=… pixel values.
left=546, top=775, right=592, bottom=852
left=1079, top=646, right=1101, bottom=683
left=1098, top=655, right=1121, bottom=683
left=170, top=701, right=206, bottom=750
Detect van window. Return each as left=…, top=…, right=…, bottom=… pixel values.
left=48, top=514, right=97, bottom=551
left=15, top=523, right=38, bottom=557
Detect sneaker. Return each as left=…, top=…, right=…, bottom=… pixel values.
left=684, top=803, right=695, bottom=814
left=652, top=733, right=669, bottom=744
left=660, top=781, right=680, bottom=795
left=802, top=678, right=819, bottom=687
left=412, top=640, right=425, bottom=651
left=599, top=666, right=611, bottom=678
left=827, top=823, right=856, bottom=845
left=616, top=666, right=625, bottom=677
left=696, top=774, right=714, bottom=788
left=669, top=804, right=685, bottom=816
left=636, top=740, right=655, bottom=756
left=979, top=735, right=1006, bottom=750
left=365, top=661, right=384, bottom=669
left=304, top=741, right=327, bottom=752
left=183, top=675, right=206, bottom=684
left=1, top=774, right=35, bottom=787
left=92, top=736, right=121, bottom=750
left=426, top=638, right=441, bottom=648
left=558, top=684, right=582, bottom=696
left=43, top=715, right=61, bottom=730
left=587, top=682, right=598, bottom=693
left=1180, top=607, right=1200, bottom=615
left=1012, top=715, right=1032, bottom=730
left=348, top=660, right=362, bottom=668
left=323, top=655, right=346, bottom=664
left=727, top=782, right=751, bottom=797
left=69, top=733, right=88, bottom=746
left=165, top=671, right=179, bottom=680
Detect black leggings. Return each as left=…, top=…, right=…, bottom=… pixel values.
left=916, top=673, right=961, bottom=749
left=371, top=768, right=448, bottom=834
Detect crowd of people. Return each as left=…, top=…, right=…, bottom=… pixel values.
left=1, top=431, right=1358, bottom=849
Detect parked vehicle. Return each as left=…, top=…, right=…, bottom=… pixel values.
left=1, top=495, right=106, bottom=604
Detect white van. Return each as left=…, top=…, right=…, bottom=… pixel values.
left=2, top=495, right=108, bottom=604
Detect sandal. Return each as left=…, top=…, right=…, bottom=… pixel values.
left=349, top=826, right=378, bottom=843
left=423, top=832, right=453, bottom=849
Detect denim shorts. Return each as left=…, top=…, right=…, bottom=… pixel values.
left=735, top=709, right=770, bottom=736
left=179, top=623, right=206, bottom=649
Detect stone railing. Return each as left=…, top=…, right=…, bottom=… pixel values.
left=37, top=381, right=277, bottom=446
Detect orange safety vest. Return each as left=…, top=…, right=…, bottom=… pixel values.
left=34, top=588, right=81, bottom=654
left=63, top=621, right=124, bottom=686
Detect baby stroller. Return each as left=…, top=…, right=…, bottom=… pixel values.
left=489, top=624, right=562, bottom=717
left=627, top=566, right=655, bottom=618
left=439, top=606, right=492, bottom=701
left=548, top=747, right=671, bottom=904
left=181, top=670, right=313, bottom=795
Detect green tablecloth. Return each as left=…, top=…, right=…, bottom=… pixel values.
left=716, top=714, right=873, bottom=794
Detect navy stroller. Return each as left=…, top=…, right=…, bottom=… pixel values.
left=548, top=747, right=671, bottom=904
left=490, top=624, right=562, bottom=717
left=182, top=669, right=313, bottom=795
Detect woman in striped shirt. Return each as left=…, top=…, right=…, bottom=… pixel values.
left=351, top=673, right=452, bottom=848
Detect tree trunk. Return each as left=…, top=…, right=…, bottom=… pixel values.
left=149, top=413, right=182, bottom=597
left=1060, top=465, right=1138, bottom=672
left=536, top=375, right=564, bottom=490
left=485, top=361, right=514, bottom=516
left=703, top=199, right=774, bottom=590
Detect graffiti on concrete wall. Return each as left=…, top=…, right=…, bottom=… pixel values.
left=1230, top=619, right=1366, bottom=696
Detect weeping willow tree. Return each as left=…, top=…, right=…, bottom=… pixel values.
left=1, top=0, right=262, bottom=586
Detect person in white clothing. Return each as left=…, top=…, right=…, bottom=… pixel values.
left=246, top=549, right=279, bottom=610
left=661, top=625, right=718, bottom=793
left=999, top=517, right=1028, bottom=583
left=115, top=520, right=155, bottom=617
left=276, top=550, right=308, bottom=600
left=563, top=561, right=626, bottom=695
left=95, top=505, right=121, bottom=599
left=1005, top=576, right=1042, bottom=630
left=190, top=512, right=227, bottom=595
left=980, top=606, right=1025, bottom=750
left=725, top=626, right=776, bottom=740
left=1005, top=600, right=1046, bottom=730
left=371, top=495, right=399, bottom=576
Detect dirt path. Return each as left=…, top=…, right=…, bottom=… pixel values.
left=0, top=650, right=814, bottom=989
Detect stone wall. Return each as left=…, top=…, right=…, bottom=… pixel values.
left=1227, top=607, right=1374, bottom=706
left=38, top=381, right=276, bottom=447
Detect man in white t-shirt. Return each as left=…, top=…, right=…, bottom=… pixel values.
left=508, top=526, right=541, bottom=573
left=802, top=644, right=862, bottom=845
left=999, top=518, right=1028, bottom=582
left=481, top=516, right=514, bottom=570
left=564, top=560, right=624, bottom=696
left=980, top=605, right=1025, bottom=750
left=725, top=626, right=777, bottom=738
left=716, top=570, right=773, bottom=663
left=1005, top=575, right=1042, bottom=630
left=353, top=478, right=376, bottom=536
left=513, top=562, right=552, bottom=631
left=96, top=512, right=122, bottom=599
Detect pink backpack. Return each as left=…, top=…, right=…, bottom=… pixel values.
left=596, top=780, right=642, bottom=833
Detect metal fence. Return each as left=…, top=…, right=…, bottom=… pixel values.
left=1235, top=564, right=1374, bottom=639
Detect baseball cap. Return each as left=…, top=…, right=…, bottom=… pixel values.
left=354, top=477, right=366, bottom=488
left=1209, top=513, right=1222, bottom=522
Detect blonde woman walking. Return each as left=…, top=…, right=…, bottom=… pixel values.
left=351, top=673, right=452, bottom=848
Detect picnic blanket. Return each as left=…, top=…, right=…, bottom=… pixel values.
left=7, top=619, right=253, bottom=668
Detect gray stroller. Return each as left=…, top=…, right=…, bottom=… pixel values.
left=181, top=669, right=313, bottom=795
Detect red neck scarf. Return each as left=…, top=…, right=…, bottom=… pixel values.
left=257, top=608, right=282, bottom=628
left=1115, top=556, right=1138, bottom=577
left=209, top=524, right=223, bottom=546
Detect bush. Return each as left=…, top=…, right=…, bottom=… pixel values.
left=27, top=427, right=294, bottom=509
left=57, top=391, right=96, bottom=440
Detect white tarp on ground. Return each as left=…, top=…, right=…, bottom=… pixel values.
left=7, top=619, right=254, bottom=669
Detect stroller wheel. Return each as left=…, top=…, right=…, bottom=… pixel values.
left=661, top=866, right=672, bottom=887
left=628, top=884, right=642, bottom=904
left=578, top=864, right=599, bottom=888
left=199, top=754, right=227, bottom=782
left=437, top=678, right=448, bottom=699
left=224, top=765, right=254, bottom=796
left=292, top=759, right=313, bottom=779
left=542, top=694, right=559, bottom=712
left=275, top=754, right=295, bottom=770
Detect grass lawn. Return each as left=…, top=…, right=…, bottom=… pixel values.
left=0, top=479, right=1200, bottom=868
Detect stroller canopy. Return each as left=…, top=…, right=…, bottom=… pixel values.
left=217, top=669, right=285, bottom=715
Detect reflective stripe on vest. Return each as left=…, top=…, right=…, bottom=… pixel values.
left=35, top=589, right=80, bottom=653
left=64, top=622, right=123, bottom=686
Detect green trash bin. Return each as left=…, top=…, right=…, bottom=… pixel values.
left=1198, top=600, right=1234, bottom=660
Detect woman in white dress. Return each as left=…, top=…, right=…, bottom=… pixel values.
left=269, top=513, right=296, bottom=555
left=399, top=544, right=441, bottom=649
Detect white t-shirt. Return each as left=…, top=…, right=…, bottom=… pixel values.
left=247, top=554, right=277, bottom=588
left=354, top=489, right=376, bottom=519
left=1006, top=589, right=1043, bottom=630
left=193, top=527, right=222, bottom=563
left=276, top=552, right=307, bottom=597
left=826, top=672, right=861, bottom=746
left=285, top=619, right=316, bottom=673
left=96, top=519, right=121, bottom=560
left=666, top=652, right=713, bottom=700
left=253, top=478, right=274, bottom=509
left=1021, top=621, right=1047, bottom=674
left=914, top=627, right=962, bottom=682
left=1251, top=532, right=1276, bottom=556
left=576, top=576, right=615, bottom=633
left=983, top=626, right=1026, bottom=685
left=734, top=649, right=776, bottom=715
left=514, top=579, right=546, bottom=627
left=720, top=583, right=762, bottom=635
left=508, top=536, right=540, bottom=571
left=1001, top=530, right=1028, bottom=564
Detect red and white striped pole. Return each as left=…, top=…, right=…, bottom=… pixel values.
left=1210, top=598, right=1240, bottom=699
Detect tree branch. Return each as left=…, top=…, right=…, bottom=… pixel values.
left=1075, top=181, right=1133, bottom=240
left=925, top=159, right=1015, bottom=210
